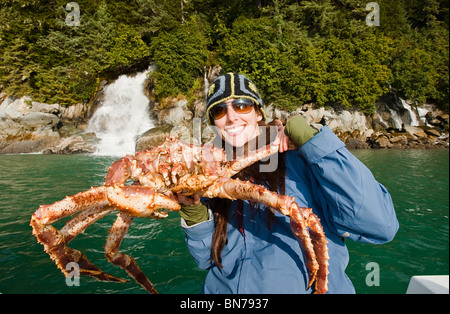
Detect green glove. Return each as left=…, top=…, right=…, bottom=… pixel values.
left=179, top=202, right=209, bottom=226
left=284, top=115, right=318, bottom=147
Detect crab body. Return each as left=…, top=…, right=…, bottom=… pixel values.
left=31, top=136, right=329, bottom=294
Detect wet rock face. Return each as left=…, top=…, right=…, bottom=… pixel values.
left=42, top=136, right=96, bottom=155
left=262, top=101, right=448, bottom=150
left=145, top=98, right=448, bottom=150
left=0, top=89, right=448, bottom=154
left=0, top=97, right=60, bottom=152
left=0, top=96, right=96, bottom=154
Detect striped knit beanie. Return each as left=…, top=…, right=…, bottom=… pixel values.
left=206, top=73, right=267, bottom=124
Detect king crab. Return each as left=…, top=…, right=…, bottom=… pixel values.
left=30, top=135, right=329, bottom=294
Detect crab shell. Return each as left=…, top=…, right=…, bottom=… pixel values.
left=30, top=136, right=329, bottom=294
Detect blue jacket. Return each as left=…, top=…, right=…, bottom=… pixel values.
left=181, top=126, right=399, bottom=294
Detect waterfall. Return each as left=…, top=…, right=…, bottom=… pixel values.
left=417, top=107, right=431, bottom=126
left=387, top=107, right=403, bottom=130
left=87, top=69, right=155, bottom=156
left=400, top=99, right=420, bottom=127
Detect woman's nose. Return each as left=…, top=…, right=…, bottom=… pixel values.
left=225, top=103, right=238, bottom=121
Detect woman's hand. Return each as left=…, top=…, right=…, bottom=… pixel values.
left=280, top=115, right=319, bottom=150
left=165, top=192, right=208, bottom=226
left=274, top=119, right=296, bottom=153
left=165, top=191, right=200, bottom=206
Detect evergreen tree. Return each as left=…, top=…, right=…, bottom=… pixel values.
left=0, top=0, right=448, bottom=110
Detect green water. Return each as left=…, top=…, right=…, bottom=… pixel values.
left=0, top=150, right=448, bottom=294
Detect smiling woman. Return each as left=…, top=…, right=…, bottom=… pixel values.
left=175, top=73, right=399, bottom=294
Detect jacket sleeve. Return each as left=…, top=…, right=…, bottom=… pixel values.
left=181, top=208, right=215, bottom=270
left=299, top=126, right=399, bottom=244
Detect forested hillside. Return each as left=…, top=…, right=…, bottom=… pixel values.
left=1, top=0, right=448, bottom=112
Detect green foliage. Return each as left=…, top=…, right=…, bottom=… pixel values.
left=105, top=24, right=151, bottom=72
left=0, top=0, right=448, bottom=112
left=0, top=0, right=149, bottom=105
left=149, top=18, right=209, bottom=99
left=319, top=34, right=393, bottom=111
left=389, top=23, right=449, bottom=109
left=219, top=16, right=393, bottom=111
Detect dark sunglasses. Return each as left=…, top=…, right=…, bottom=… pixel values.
left=209, top=98, right=256, bottom=120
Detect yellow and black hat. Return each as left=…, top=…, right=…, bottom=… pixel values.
left=206, top=73, right=266, bottom=124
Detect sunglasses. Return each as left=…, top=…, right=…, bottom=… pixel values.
left=209, top=98, right=256, bottom=121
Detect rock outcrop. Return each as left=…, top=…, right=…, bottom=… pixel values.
left=1, top=79, right=448, bottom=154
left=138, top=74, right=448, bottom=151
left=136, top=97, right=448, bottom=151
left=0, top=95, right=96, bottom=154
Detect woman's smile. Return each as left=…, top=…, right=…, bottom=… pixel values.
left=224, top=124, right=245, bottom=136
left=213, top=98, right=263, bottom=148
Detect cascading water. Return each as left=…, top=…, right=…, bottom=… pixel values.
left=87, top=69, right=154, bottom=156
left=381, top=98, right=422, bottom=130
left=387, top=107, right=403, bottom=129
left=400, top=99, right=420, bottom=126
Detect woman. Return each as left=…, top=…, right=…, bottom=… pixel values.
left=172, top=73, right=399, bottom=294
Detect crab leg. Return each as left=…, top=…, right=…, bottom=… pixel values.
left=306, top=211, right=330, bottom=294
left=289, top=207, right=319, bottom=290
left=30, top=187, right=126, bottom=282
left=203, top=177, right=329, bottom=293
left=291, top=206, right=329, bottom=294
left=226, top=140, right=280, bottom=177
left=102, top=185, right=183, bottom=293
left=32, top=186, right=109, bottom=225
left=60, top=206, right=114, bottom=243
left=105, top=212, right=158, bottom=294
left=105, top=155, right=135, bottom=186
left=106, top=185, right=181, bottom=216
left=31, top=185, right=180, bottom=291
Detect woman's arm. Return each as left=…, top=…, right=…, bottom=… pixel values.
left=182, top=214, right=215, bottom=269
left=179, top=201, right=215, bottom=270
left=285, top=116, right=399, bottom=243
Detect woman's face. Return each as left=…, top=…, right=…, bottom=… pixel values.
left=212, top=98, right=263, bottom=148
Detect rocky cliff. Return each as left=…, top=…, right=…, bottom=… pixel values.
left=137, top=90, right=449, bottom=151
left=0, top=78, right=448, bottom=155
left=0, top=93, right=96, bottom=154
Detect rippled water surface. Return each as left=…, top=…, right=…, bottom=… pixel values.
left=0, top=150, right=448, bottom=294
left=347, top=149, right=449, bottom=293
